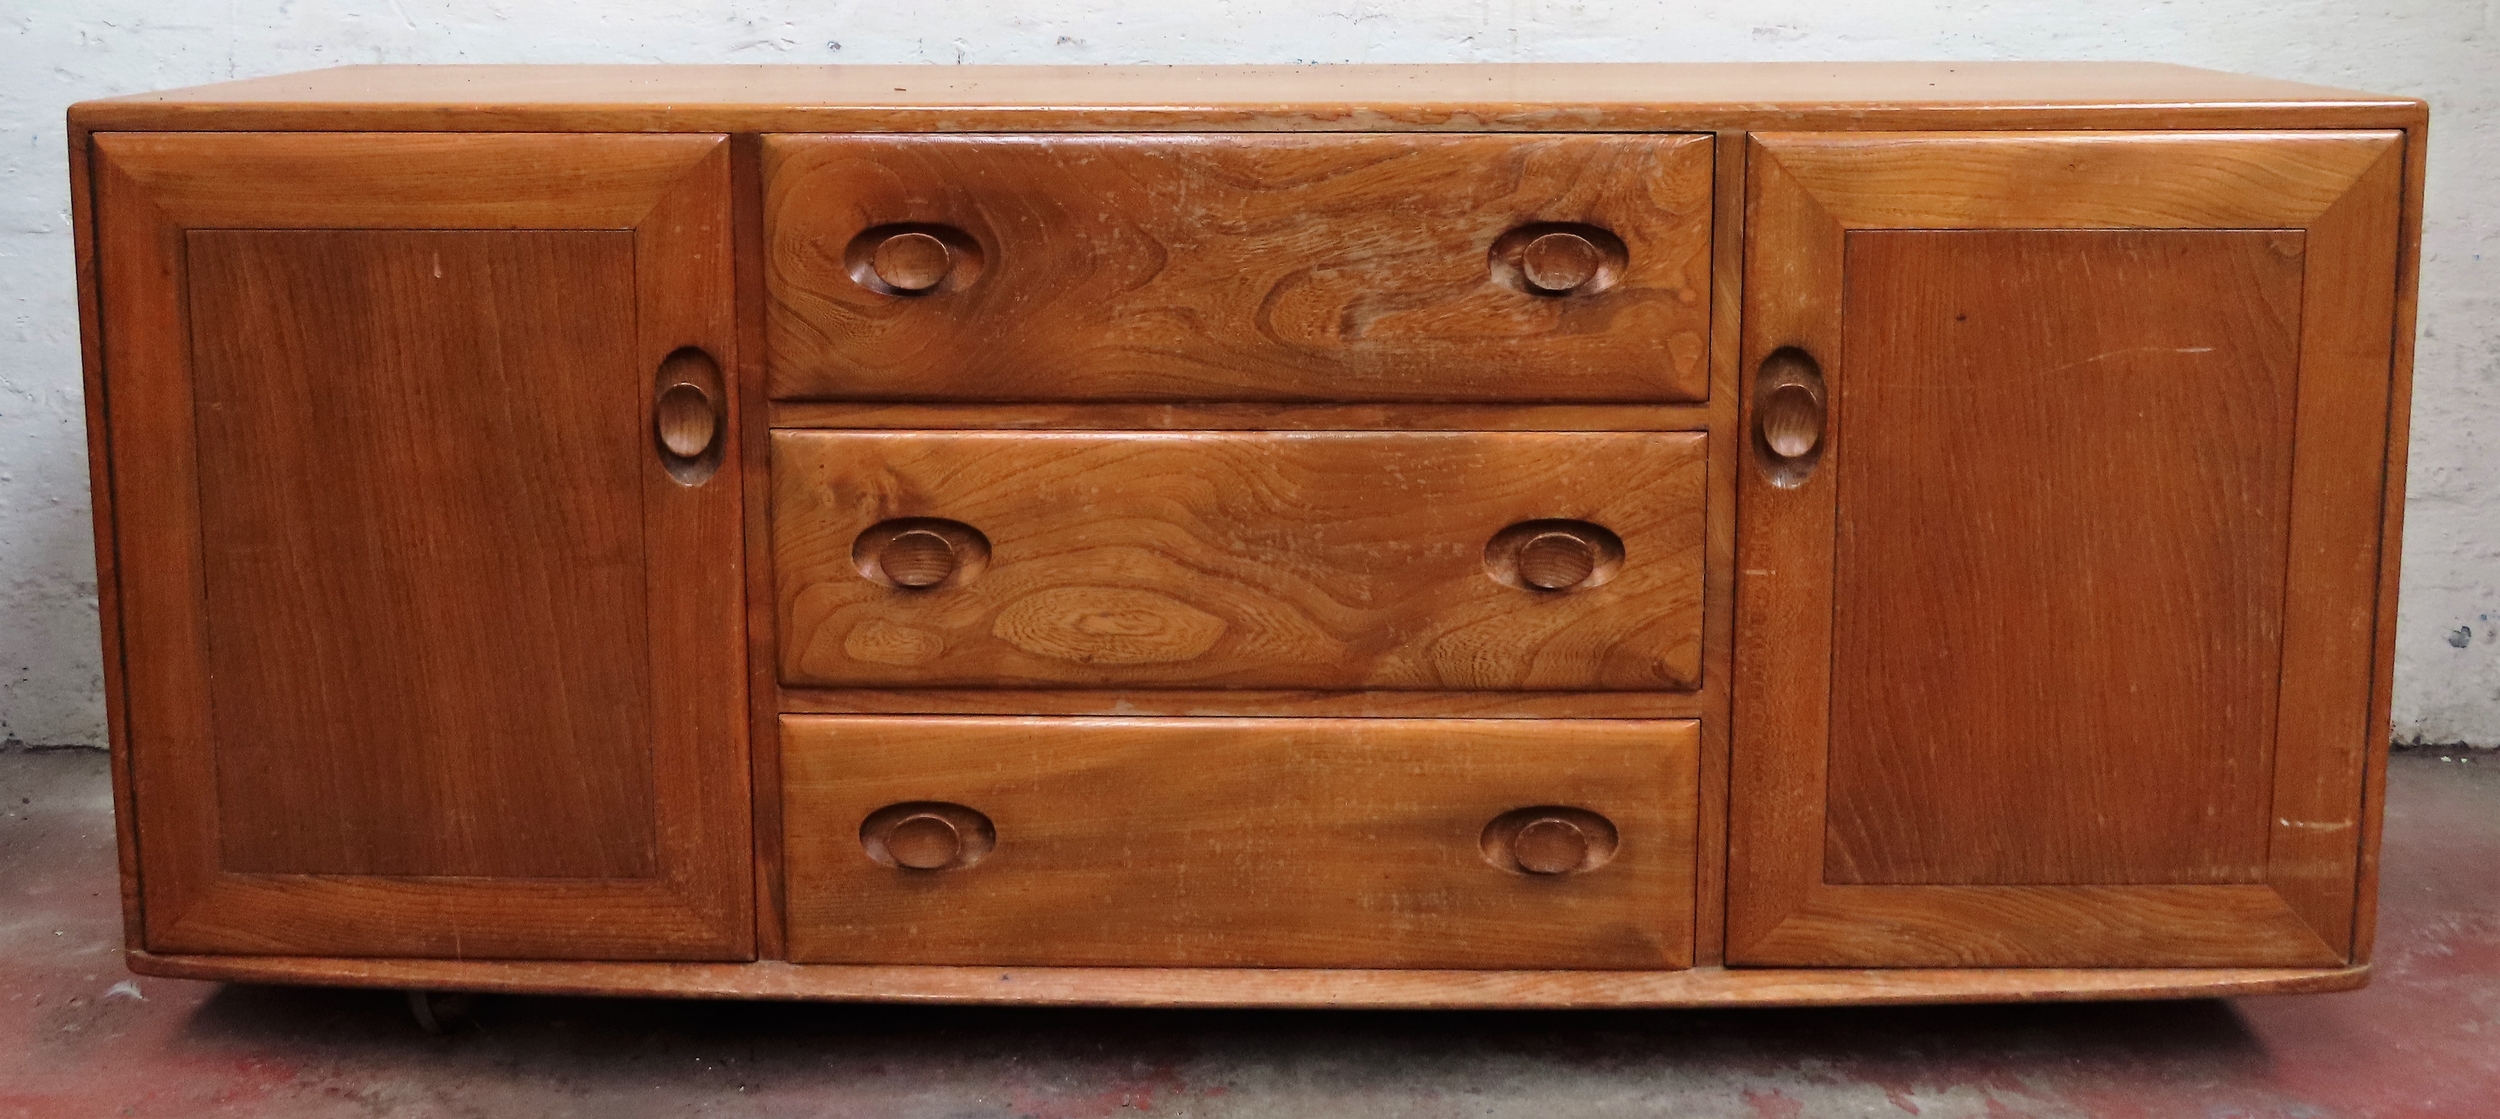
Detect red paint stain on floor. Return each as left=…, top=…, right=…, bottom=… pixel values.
left=1001, top=1060, right=1195, bottom=1118
left=1742, top=1087, right=1806, bottom=1118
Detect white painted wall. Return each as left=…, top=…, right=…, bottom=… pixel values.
left=1, top=1, right=2492, bottom=747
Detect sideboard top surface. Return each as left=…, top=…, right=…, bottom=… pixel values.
left=69, top=62, right=2424, bottom=133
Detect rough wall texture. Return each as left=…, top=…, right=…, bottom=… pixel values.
left=0, top=1, right=2492, bottom=747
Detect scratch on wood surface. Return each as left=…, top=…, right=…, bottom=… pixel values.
left=2041, top=345, right=2217, bottom=377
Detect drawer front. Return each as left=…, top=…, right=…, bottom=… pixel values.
left=764, top=133, right=1714, bottom=402
left=774, top=430, right=1706, bottom=691
left=782, top=716, right=1698, bottom=968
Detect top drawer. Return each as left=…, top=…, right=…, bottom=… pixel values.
left=764, top=134, right=1715, bottom=403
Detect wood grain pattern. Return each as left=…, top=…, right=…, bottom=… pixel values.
left=123, top=951, right=2373, bottom=1008
left=731, top=132, right=790, bottom=960
left=1728, top=130, right=2402, bottom=967
left=67, top=63, right=2423, bottom=136
left=1742, top=131, right=2400, bottom=232
left=1726, top=134, right=1848, bottom=966
left=88, top=131, right=719, bottom=229
left=188, top=229, right=658, bottom=879
left=68, top=119, right=153, bottom=953
left=2267, top=141, right=2406, bottom=954
left=764, top=134, right=1713, bottom=402
left=1824, top=229, right=2304, bottom=886
left=1690, top=128, right=1750, bottom=965
left=773, top=431, right=1707, bottom=691
left=93, top=132, right=753, bottom=960
left=2351, top=117, right=2432, bottom=968
left=781, top=716, right=1697, bottom=968
left=776, top=687, right=1710, bottom=720
left=769, top=401, right=1717, bottom=432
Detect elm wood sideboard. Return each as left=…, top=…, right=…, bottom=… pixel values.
left=68, top=63, right=2425, bottom=1008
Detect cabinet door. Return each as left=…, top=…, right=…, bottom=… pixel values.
left=1730, top=132, right=2404, bottom=967
left=94, top=134, right=751, bottom=959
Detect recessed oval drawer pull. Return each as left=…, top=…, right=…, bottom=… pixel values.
left=844, top=224, right=984, bottom=296
left=1512, top=816, right=1591, bottom=874
left=861, top=801, right=995, bottom=871
left=1481, top=806, right=1620, bottom=875
left=1516, top=530, right=1602, bottom=590
left=852, top=518, right=991, bottom=590
left=1520, top=230, right=1603, bottom=294
left=879, top=529, right=960, bottom=587
left=886, top=812, right=963, bottom=869
left=871, top=230, right=953, bottom=293
left=1490, top=222, right=1628, bottom=298
left=1483, top=520, right=1624, bottom=593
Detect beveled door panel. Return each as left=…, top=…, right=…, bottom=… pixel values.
left=773, top=430, right=1707, bottom=691
left=94, top=133, right=752, bottom=959
left=1826, top=228, right=2304, bottom=888
left=1730, top=132, right=2403, bottom=967
left=782, top=716, right=1698, bottom=968
left=763, top=133, right=1714, bottom=403
left=190, top=229, right=661, bottom=880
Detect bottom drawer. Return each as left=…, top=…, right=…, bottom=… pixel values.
left=781, top=715, right=1697, bottom=968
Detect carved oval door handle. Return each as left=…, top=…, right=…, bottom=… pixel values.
left=870, top=230, right=954, bottom=293
left=1760, top=382, right=1822, bottom=457
left=655, top=382, right=717, bottom=458
left=1481, top=806, right=1620, bottom=875
left=652, top=347, right=724, bottom=485
left=853, top=519, right=991, bottom=590
left=861, top=802, right=995, bottom=871
left=1755, top=347, right=1828, bottom=488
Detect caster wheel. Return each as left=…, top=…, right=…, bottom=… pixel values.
left=406, top=989, right=480, bottom=1034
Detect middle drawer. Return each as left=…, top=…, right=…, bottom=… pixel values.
left=773, top=430, right=1707, bottom=691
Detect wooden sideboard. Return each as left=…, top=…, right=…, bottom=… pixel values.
left=69, top=63, right=2425, bottom=1007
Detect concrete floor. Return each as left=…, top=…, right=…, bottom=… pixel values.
left=3, top=748, right=2494, bottom=1119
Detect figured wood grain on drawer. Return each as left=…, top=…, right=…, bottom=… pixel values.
left=772, top=430, right=1707, bottom=691
left=781, top=716, right=1699, bottom=968
left=763, top=134, right=1713, bottom=402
